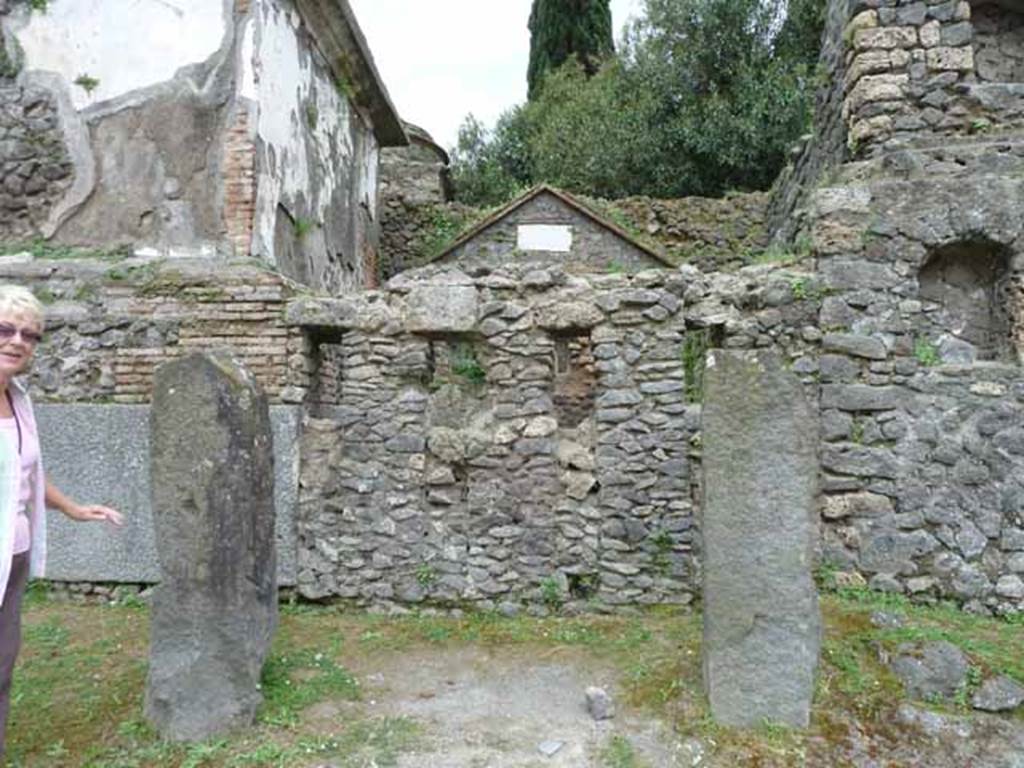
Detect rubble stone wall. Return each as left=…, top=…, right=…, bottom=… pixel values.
left=843, top=0, right=1024, bottom=156
left=770, top=0, right=1024, bottom=247
left=6, top=244, right=1024, bottom=615
left=608, top=193, right=768, bottom=273
left=286, top=262, right=820, bottom=611
left=287, top=234, right=1024, bottom=615
left=805, top=151, right=1024, bottom=615
left=0, top=84, right=74, bottom=240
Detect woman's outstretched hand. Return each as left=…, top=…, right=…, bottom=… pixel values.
left=65, top=503, right=124, bottom=526
left=45, top=480, right=124, bottom=526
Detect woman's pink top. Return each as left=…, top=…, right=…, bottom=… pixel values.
left=0, top=415, right=40, bottom=554
left=0, top=381, right=48, bottom=608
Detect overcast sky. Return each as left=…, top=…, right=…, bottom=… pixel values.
left=348, top=0, right=644, bottom=152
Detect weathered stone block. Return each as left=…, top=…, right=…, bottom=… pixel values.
left=822, top=445, right=901, bottom=478
left=39, top=404, right=301, bottom=586
left=534, top=299, right=604, bottom=330
left=819, top=259, right=900, bottom=291
left=701, top=350, right=821, bottom=728
left=854, top=26, right=918, bottom=51
left=145, top=353, right=277, bottom=742
left=940, top=21, right=972, bottom=48
left=860, top=530, right=939, bottom=573
left=846, top=48, right=896, bottom=88
left=822, top=492, right=894, bottom=520
left=848, top=74, right=909, bottom=112
left=822, top=333, right=887, bottom=360
left=926, top=46, right=973, bottom=71
left=848, top=114, right=894, bottom=146
left=821, top=384, right=905, bottom=411
left=406, top=284, right=478, bottom=333
left=919, top=19, right=942, bottom=47
left=285, top=295, right=395, bottom=333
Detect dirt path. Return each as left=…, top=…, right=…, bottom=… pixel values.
left=329, top=645, right=685, bottom=767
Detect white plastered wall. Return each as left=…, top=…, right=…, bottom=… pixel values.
left=13, top=0, right=226, bottom=111
left=240, top=0, right=380, bottom=290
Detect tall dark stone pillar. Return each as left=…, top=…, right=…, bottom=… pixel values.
left=144, top=352, right=277, bottom=741
left=701, top=350, right=821, bottom=727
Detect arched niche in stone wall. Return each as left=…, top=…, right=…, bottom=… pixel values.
left=971, top=0, right=1024, bottom=83
left=918, top=239, right=1014, bottom=362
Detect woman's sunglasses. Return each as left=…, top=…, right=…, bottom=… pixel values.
left=0, top=323, right=44, bottom=345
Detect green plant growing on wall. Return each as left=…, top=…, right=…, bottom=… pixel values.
left=450, top=342, right=485, bottom=386
left=751, top=244, right=798, bottom=265
left=649, top=530, right=673, bottom=576
left=415, top=563, right=437, bottom=588
left=681, top=328, right=710, bottom=404
left=73, top=74, right=100, bottom=95
left=419, top=207, right=469, bottom=260
left=293, top=217, right=316, bottom=240
left=29, top=0, right=49, bottom=11
left=914, top=337, right=940, bottom=367
left=72, top=283, right=98, bottom=302
left=970, top=119, right=991, bottom=135
left=0, top=35, right=23, bottom=79
left=540, top=576, right=563, bottom=611
left=334, top=73, right=354, bottom=103
left=0, top=239, right=131, bottom=261
left=790, top=277, right=808, bottom=300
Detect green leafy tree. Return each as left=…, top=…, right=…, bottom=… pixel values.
left=449, top=114, right=525, bottom=207
left=527, top=61, right=658, bottom=199
left=616, top=0, right=824, bottom=195
left=527, top=0, right=614, bottom=100
left=454, top=0, right=826, bottom=203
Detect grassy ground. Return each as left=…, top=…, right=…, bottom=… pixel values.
left=4, top=583, right=1022, bottom=767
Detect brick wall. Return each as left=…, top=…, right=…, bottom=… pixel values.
left=2, top=258, right=311, bottom=404
left=223, top=106, right=257, bottom=257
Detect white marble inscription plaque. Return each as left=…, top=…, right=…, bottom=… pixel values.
left=517, top=224, right=573, bottom=252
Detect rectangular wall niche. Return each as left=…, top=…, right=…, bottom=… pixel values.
left=426, top=337, right=487, bottom=390
left=517, top=224, right=573, bottom=252
left=309, top=336, right=345, bottom=409
left=918, top=240, right=1012, bottom=361
left=552, top=333, right=596, bottom=427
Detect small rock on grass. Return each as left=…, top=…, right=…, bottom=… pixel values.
left=586, top=686, right=616, bottom=720
left=870, top=610, right=905, bottom=629
left=972, top=676, right=1024, bottom=712
left=680, top=737, right=706, bottom=766
left=889, top=641, right=968, bottom=700
left=538, top=740, right=564, bottom=757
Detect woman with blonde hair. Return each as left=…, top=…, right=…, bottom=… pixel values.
left=0, top=284, right=123, bottom=758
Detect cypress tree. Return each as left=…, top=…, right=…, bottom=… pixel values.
left=527, top=0, right=614, bottom=101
